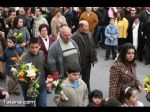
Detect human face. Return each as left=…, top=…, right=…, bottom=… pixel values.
left=29, top=43, right=40, bottom=55
left=86, top=7, right=92, bottom=13
left=92, top=96, right=101, bottom=106
left=40, top=27, right=48, bottom=37
left=60, top=29, right=72, bottom=43
left=10, top=12, right=16, bottom=18
left=130, top=8, right=136, bottom=14
left=110, top=19, right=115, bottom=25
left=82, top=22, right=89, bottom=32
left=56, top=12, right=62, bottom=18
left=68, top=72, right=80, bottom=82
left=19, top=7, right=26, bottom=16
left=117, top=11, right=121, bottom=18
left=126, top=49, right=135, bottom=62
left=35, top=9, right=41, bottom=17
left=146, top=7, right=150, bottom=12
left=17, top=19, right=24, bottom=28
left=126, top=90, right=138, bottom=106
left=7, top=39, right=15, bottom=48
left=134, top=18, right=140, bottom=25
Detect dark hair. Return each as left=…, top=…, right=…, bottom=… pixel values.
left=117, top=9, right=125, bottom=21
left=36, top=7, right=42, bottom=13
left=118, top=86, right=136, bottom=104
left=66, top=62, right=81, bottom=74
left=133, top=15, right=140, bottom=21
left=109, top=17, right=115, bottom=22
left=8, top=36, right=16, bottom=44
left=19, top=7, right=27, bottom=13
left=13, top=16, right=23, bottom=29
left=38, top=23, right=49, bottom=32
left=118, top=43, right=137, bottom=66
left=103, top=98, right=122, bottom=107
left=29, top=37, right=39, bottom=46
left=89, top=89, right=103, bottom=102
left=8, top=8, right=16, bottom=16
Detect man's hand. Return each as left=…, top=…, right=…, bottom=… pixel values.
left=19, top=42, right=26, bottom=47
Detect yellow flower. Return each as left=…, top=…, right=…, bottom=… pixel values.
left=143, top=76, right=150, bottom=83
left=144, top=84, right=150, bottom=92
left=19, top=71, right=25, bottom=77
left=32, top=68, right=38, bottom=72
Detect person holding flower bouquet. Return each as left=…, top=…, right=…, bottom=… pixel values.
left=0, top=36, right=23, bottom=95
left=54, top=62, right=89, bottom=107
left=7, top=16, right=30, bottom=51
left=20, top=37, right=47, bottom=107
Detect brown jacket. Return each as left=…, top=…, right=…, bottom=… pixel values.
left=109, top=58, right=142, bottom=100
left=79, top=11, right=98, bottom=33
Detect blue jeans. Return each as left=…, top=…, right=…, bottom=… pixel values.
left=21, top=85, right=47, bottom=107
left=94, top=25, right=106, bottom=46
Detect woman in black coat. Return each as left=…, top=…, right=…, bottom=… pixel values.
left=130, top=16, right=145, bottom=61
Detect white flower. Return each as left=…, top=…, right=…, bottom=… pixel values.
left=26, top=69, right=36, bottom=77
left=11, top=67, right=17, bottom=73
left=26, top=63, right=33, bottom=69
left=53, top=80, right=59, bottom=86
left=46, top=78, right=53, bottom=83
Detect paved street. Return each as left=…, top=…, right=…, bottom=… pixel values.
left=0, top=46, right=150, bottom=106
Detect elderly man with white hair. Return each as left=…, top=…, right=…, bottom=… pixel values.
left=72, top=20, right=98, bottom=93
left=48, top=25, right=80, bottom=78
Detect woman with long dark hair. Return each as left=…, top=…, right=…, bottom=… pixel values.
left=109, top=43, right=142, bottom=100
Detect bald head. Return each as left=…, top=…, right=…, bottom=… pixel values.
left=60, top=26, right=72, bottom=43
left=60, top=25, right=71, bottom=34
left=79, top=20, right=89, bottom=33
left=86, top=7, right=92, bottom=13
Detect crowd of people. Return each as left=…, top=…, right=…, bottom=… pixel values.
left=0, top=7, right=150, bottom=107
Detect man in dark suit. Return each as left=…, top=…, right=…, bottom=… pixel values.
left=72, top=20, right=98, bottom=93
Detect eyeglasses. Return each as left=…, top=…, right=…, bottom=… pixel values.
left=131, top=10, right=135, bottom=11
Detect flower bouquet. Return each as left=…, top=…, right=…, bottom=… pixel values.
left=143, top=75, right=150, bottom=102
left=11, top=62, right=40, bottom=99
left=13, top=32, right=24, bottom=44
left=46, top=72, right=68, bottom=101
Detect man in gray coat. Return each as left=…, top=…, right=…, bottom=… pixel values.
left=48, top=25, right=80, bottom=78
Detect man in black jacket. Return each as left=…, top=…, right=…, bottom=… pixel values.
left=72, top=20, right=98, bottom=93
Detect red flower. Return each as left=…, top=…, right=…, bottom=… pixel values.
left=47, top=74, right=52, bottom=79
left=54, top=71, right=59, bottom=77
left=53, top=77, right=58, bottom=81
left=46, top=83, right=52, bottom=89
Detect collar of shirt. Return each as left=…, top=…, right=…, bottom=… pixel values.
left=71, top=81, right=78, bottom=88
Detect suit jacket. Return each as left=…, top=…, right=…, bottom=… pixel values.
left=109, top=58, right=142, bottom=100
left=72, top=30, right=98, bottom=67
